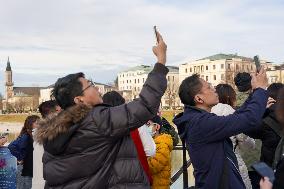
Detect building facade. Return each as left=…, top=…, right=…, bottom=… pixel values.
left=179, top=54, right=261, bottom=87
left=39, top=82, right=115, bottom=104
left=117, top=65, right=179, bottom=108
left=266, top=64, right=284, bottom=84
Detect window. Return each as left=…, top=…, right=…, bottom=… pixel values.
left=134, top=79, right=136, bottom=83
left=138, top=79, right=139, bottom=83
left=201, top=66, right=204, bottom=72
left=185, top=68, right=187, bottom=73
left=228, top=64, right=231, bottom=70
left=221, top=74, right=225, bottom=80
left=168, top=76, right=170, bottom=80
left=214, top=75, right=216, bottom=80
left=221, top=64, right=224, bottom=69
left=242, top=65, right=244, bottom=70
left=213, top=65, right=216, bottom=70
left=127, top=80, right=128, bottom=83
left=206, top=76, right=209, bottom=81
left=236, top=64, right=239, bottom=70
left=172, top=76, right=174, bottom=81
left=190, top=68, right=192, bottom=72
left=206, top=66, right=208, bottom=70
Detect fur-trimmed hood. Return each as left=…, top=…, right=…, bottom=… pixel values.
left=35, top=104, right=92, bottom=144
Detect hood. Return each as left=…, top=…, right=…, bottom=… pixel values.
left=35, top=104, right=92, bottom=154
left=173, top=112, right=188, bottom=140
left=211, top=103, right=235, bottom=116
left=154, top=134, right=173, bottom=151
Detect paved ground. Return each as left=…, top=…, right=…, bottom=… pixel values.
left=0, top=122, right=22, bottom=133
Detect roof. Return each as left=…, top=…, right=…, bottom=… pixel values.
left=198, top=53, right=253, bottom=61
left=94, top=82, right=112, bottom=87
left=167, top=66, right=179, bottom=72
left=121, top=65, right=179, bottom=74
left=123, top=65, right=152, bottom=72
left=13, top=87, right=43, bottom=96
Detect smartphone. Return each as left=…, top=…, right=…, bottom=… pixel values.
left=254, top=55, right=261, bottom=73
left=153, top=26, right=159, bottom=43
left=251, top=162, right=275, bottom=183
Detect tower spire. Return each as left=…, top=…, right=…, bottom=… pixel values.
left=6, top=57, right=11, bottom=71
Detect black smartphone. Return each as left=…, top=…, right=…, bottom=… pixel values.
left=154, top=26, right=159, bottom=43
left=251, top=162, right=275, bottom=183
left=254, top=55, right=261, bottom=73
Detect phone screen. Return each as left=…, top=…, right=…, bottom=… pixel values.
left=251, top=162, right=275, bottom=183
left=154, top=26, right=159, bottom=43
left=254, top=55, right=261, bottom=73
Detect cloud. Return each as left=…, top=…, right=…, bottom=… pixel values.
left=0, top=0, right=284, bottom=94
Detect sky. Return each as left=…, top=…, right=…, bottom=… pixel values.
left=0, top=0, right=284, bottom=94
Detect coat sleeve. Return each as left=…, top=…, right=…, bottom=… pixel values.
left=189, top=88, right=268, bottom=143
left=147, top=136, right=173, bottom=174
left=92, top=63, right=168, bottom=138
left=8, top=134, right=29, bottom=161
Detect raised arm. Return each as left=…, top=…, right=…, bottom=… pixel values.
left=92, top=31, right=169, bottom=138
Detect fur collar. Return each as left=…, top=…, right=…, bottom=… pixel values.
left=35, top=104, right=92, bottom=144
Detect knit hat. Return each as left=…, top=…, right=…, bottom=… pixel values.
left=234, top=72, right=252, bottom=92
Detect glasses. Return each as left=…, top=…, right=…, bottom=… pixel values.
left=80, top=80, right=95, bottom=95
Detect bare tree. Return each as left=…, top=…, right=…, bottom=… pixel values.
left=164, top=82, right=178, bottom=110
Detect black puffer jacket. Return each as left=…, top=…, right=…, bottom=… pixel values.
left=35, top=63, right=168, bottom=189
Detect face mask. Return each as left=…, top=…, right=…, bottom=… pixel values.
left=147, top=123, right=158, bottom=137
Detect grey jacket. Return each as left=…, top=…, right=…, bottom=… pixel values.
left=35, top=63, right=168, bottom=189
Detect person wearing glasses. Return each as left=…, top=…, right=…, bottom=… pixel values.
left=35, top=31, right=168, bottom=189
left=173, top=67, right=269, bottom=189
left=147, top=116, right=173, bottom=189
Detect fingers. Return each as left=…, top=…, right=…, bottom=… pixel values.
left=156, top=31, right=165, bottom=44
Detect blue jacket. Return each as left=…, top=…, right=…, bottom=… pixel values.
left=173, top=88, right=268, bottom=189
left=8, top=133, right=30, bottom=161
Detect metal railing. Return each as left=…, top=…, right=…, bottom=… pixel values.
left=170, top=144, right=193, bottom=189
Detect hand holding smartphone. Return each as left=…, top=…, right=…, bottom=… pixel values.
left=152, top=26, right=167, bottom=65
left=251, top=162, right=275, bottom=183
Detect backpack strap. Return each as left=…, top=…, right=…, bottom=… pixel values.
left=263, top=116, right=283, bottom=137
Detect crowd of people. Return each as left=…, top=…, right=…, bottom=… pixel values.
left=0, top=31, right=283, bottom=189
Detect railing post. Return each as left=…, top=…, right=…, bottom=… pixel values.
left=182, top=139, right=188, bottom=189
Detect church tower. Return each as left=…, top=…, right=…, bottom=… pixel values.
left=5, top=57, right=14, bottom=100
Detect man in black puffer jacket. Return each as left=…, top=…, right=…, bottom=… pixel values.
left=35, top=32, right=168, bottom=189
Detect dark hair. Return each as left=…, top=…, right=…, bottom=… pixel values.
left=215, top=84, right=236, bottom=107
left=267, top=83, right=284, bottom=100
left=51, top=72, right=85, bottom=109
left=38, top=100, right=58, bottom=118
left=150, top=115, right=162, bottom=132
left=276, top=88, right=284, bottom=126
left=179, top=74, right=202, bottom=106
left=19, top=115, right=40, bottom=137
left=102, top=91, right=125, bottom=107
left=234, top=72, right=252, bottom=92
